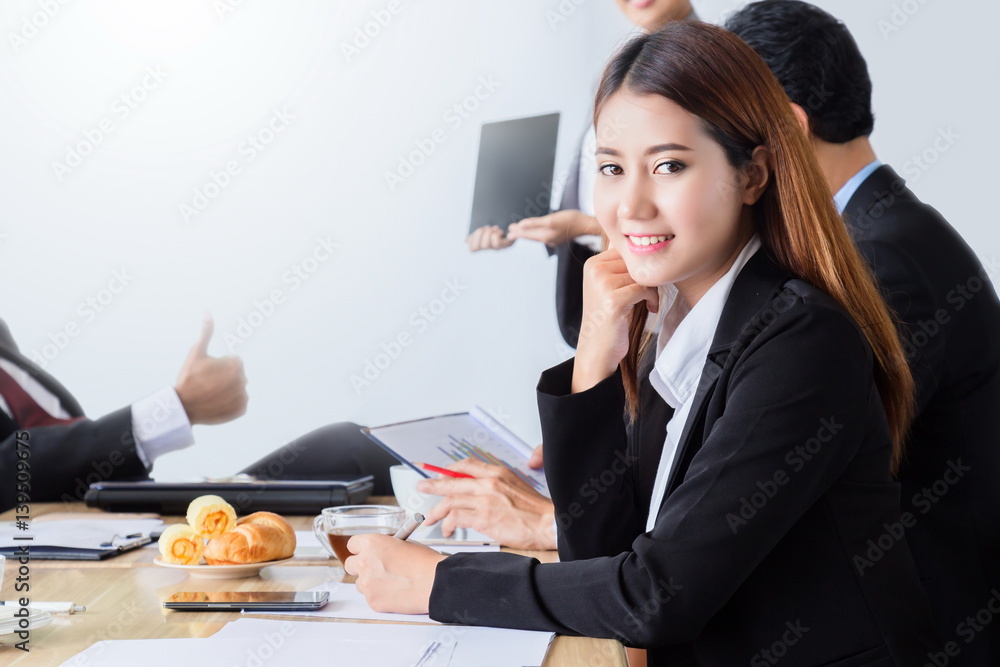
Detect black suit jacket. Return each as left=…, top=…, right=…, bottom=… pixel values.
left=550, top=122, right=599, bottom=348
left=0, top=319, right=148, bottom=511
left=431, top=252, right=939, bottom=666
left=843, top=165, right=1000, bottom=662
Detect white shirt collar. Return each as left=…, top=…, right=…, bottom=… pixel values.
left=650, top=235, right=762, bottom=408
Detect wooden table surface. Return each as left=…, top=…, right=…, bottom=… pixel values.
left=0, top=502, right=626, bottom=666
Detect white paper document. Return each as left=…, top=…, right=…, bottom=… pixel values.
left=294, top=529, right=500, bottom=558
left=60, top=637, right=451, bottom=667
left=248, top=581, right=439, bottom=623
left=0, top=518, right=163, bottom=549
left=61, top=616, right=554, bottom=667
left=219, top=617, right=553, bottom=667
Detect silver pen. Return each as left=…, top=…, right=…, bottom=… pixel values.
left=412, top=640, right=455, bottom=667
left=413, top=641, right=440, bottom=667
left=0, top=601, right=86, bottom=614
left=393, top=513, right=425, bottom=541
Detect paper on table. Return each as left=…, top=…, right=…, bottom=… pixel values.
left=425, top=544, right=501, bottom=555
left=292, top=530, right=327, bottom=559
left=0, top=518, right=163, bottom=549
left=411, top=522, right=496, bottom=544
left=59, top=637, right=452, bottom=667
left=248, top=580, right=438, bottom=623
left=216, top=617, right=554, bottom=667
left=294, top=529, right=500, bottom=559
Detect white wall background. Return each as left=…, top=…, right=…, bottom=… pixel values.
left=0, top=0, right=996, bottom=481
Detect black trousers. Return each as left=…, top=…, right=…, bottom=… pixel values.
left=237, top=422, right=400, bottom=496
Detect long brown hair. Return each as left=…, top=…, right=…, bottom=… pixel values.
left=595, top=22, right=914, bottom=468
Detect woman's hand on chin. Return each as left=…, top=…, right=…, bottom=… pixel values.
left=343, top=534, right=446, bottom=615
left=573, top=248, right=659, bottom=393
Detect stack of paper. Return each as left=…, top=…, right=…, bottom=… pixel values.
left=61, top=617, right=553, bottom=667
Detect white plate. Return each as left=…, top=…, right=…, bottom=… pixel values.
left=0, top=608, right=53, bottom=638
left=153, top=557, right=295, bottom=579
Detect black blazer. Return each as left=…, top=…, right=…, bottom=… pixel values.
left=843, top=165, right=1000, bottom=662
left=549, top=121, right=599, bottom=348
left=430, top=251, right=940, bottom=666
left=0, top=319, right=148, bottom=511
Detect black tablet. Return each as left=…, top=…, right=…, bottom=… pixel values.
left=468, top=112, right=560, bottom=234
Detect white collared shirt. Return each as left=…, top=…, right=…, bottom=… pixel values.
left=645, top=235, right=762, bottom=531
left=0, top=357, right=194, bottom=470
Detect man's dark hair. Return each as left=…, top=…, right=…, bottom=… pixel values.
left=725, top=0, right=875, bottom=143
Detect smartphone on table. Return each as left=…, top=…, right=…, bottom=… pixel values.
left=163, top=590, right=329, bottom=611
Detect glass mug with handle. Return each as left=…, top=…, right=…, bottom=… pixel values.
left=313, top=505, right=407, bottom=563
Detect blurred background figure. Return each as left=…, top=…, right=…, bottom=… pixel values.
left=468, top=0, right=699, bottom=348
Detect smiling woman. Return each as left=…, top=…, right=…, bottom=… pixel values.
left=317, top=20, right=939, bottom=667
left=613, top=0, right=694, bottom=31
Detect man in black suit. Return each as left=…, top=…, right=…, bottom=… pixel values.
left=726, top=2, right=1000, bottom=663
left=0, top=317, right=248, bottom=511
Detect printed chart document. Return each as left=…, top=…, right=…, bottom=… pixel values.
left=364, top=406, right=548, bottom=497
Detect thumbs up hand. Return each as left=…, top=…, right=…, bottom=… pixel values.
left=174, top=315, right=248, bottom=425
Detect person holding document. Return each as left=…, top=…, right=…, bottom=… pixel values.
left=345, top=22, right=940, bottom=664
left=468, top=0, right=700, bottom=349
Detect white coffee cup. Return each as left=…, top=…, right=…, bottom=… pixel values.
left=390, top=465, right=441, bottom=516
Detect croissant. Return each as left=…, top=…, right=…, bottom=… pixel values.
left=186, top=495, right=237, bottom=538
left=204, top=512, right=296, bottom=565
left=158, top=524, right=206, bottom=565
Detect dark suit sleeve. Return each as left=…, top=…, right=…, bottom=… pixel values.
left=429, top=301, right=881, bottom=646
left=0, top=407, right=149, bottom=511
left=857, top=239, right=943, bottom=413
left=553, top=240, right=598, bottom=348
left=536, top=358, right=644, bottom=559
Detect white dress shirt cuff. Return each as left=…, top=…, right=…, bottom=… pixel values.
left=574, top=235, right=604, bottom=254
left=131, top=387, right=194, bottom=470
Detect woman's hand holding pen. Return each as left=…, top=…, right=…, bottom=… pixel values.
left=572, top=248, right=658, bottom=394
left=344, top=535, right=445, bottom=615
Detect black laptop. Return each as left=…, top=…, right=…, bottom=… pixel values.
left=84, top=475, right=374, bottom=515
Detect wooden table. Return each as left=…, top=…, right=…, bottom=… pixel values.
left=0, top=503, right=626, bottom=666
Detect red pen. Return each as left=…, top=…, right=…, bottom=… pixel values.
left=421, top=463, right=475, bottom=479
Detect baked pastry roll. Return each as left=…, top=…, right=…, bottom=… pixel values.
left=204, top=512, right=296, bottom=565
left=186, top=495, right=237, bottom=538
left=158, top=524, right=206, bottom=565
